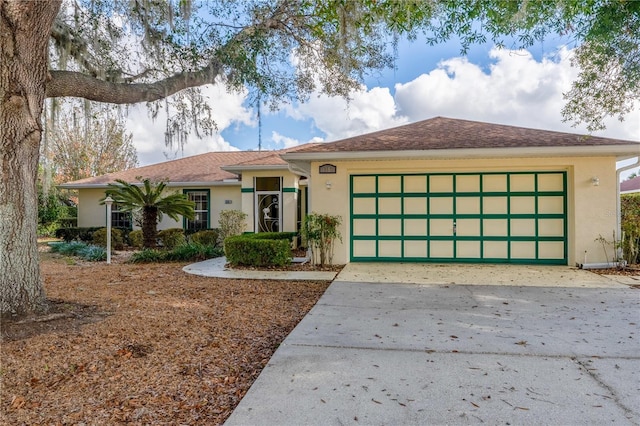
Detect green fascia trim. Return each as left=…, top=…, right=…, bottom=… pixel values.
left=241, top=188, right=254, bottom=193
left=283, top=187, right=298, bottom=193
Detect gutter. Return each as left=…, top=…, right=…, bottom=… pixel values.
left=59, top=180, right=243, bottom=189
left=281, top=145, right=640, bottom=162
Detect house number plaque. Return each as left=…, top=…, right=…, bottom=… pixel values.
left=319, top=164, right=337, bottom=174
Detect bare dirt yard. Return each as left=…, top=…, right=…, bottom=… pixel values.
left=1, top=253, right=331, bottom=425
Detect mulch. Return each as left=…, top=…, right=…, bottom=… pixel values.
left=0, top=255, right=330, bottom=425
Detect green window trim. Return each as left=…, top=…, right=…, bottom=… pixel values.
left=183, top=189, right=211, bottom=231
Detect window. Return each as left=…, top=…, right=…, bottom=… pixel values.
left=184, top=190, right=209, bottom=232
left=111, top=203, right=132, bottom=229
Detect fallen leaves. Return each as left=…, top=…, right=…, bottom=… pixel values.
left=1, top=259, right=330, bottom=425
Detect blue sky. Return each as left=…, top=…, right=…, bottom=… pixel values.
left=126, top=35, right=639, bottom=178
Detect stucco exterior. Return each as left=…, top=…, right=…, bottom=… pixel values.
left=306, top=156, right=620, bottom=265
left=76, top=184, right=242, bottom=230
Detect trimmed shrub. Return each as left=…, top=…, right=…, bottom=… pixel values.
left=92, top=228, right=125, bottom=250
left=158, top=228, right=186, bottom=250
left=128, top=229, right=144, bottom=249
left=224, top=232, right=294, bottom=267
left=189, top=229, right=221, bottom=247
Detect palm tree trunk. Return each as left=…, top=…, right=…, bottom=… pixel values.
left=142, top=207, right=158, bottom=248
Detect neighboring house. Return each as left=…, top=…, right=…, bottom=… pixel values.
left=62, top=116, right=640, bottom=266
left=620, top=175, right=640, bottom=194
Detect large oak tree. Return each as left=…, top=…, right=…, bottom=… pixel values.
left=1, top=0, right=638, bottom=315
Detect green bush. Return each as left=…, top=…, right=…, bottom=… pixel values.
left=158, top=228, right=186, bottom=250
left=129, top=242, right=224, bottom=263
left=621, top=194, right=640, bottom=264
left=50, top=241, right=89, bottom=256
left=77, top=245, right=107, bottom=261
left=37, top=222, right=59, bottom=238
left=189, top=229, right=221, bottom=247
left=164, top=242, right=224, bottom=262
left=54, top=226, right=128, bottom=243
left=55, top=227, right=100, bottom=242
left=129, top=249, right=166, bottom=263
left=92, top=228, right=125, bottom=250
left=224, top=233, right=293, bottom=267
left=218, top=210, right=247, bottom=244
left=49, top=241, right=106, bottom=261
left=128, top=229, right=144, bottom=248
left=301, top=213, right=342, bottom=266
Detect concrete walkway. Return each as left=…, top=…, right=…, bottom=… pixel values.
left=225, top=266, right=640, bottom=425
left=336, top=262, right=635, bottom=288
left=183, top=256, right=338, bottom=281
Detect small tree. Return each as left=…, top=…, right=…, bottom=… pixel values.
left=301, top=213, right=342, bottom=266
left=103, top=178, right=195, bottom=249
left=218, top=210, right=248, bottom=246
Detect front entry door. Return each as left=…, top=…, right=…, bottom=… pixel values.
left=255, top=192, right=281, bottom=232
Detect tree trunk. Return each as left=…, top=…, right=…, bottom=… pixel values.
left=1, top=1, right=61, bottom=315
left=142, top=207, right=158, bottom=248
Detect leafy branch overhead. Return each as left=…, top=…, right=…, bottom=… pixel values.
left=45, top=1, right=639, bottom=132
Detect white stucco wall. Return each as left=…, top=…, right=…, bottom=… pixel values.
left=77, top=184, right=242, bottom=230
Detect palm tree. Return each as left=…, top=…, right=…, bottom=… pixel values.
left=103, top=178, right=195, bottom=248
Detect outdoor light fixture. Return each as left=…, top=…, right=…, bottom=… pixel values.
left=325, top=180, right=332, bottom=189
left=104, top=195, right=113, bottom=264
left=592, top=176, right=600, bottom=186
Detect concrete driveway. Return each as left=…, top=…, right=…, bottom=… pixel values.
left=225, top=265, right=640, bottom=425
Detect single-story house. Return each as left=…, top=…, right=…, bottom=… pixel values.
left=621, top=175, right=640, bottom=194
left=61, top=116, right=640, bottom=266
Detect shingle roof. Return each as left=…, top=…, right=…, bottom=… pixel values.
left=61, top=142, right=324, bottom=187
left=289, top=117, right=639, bottom=153
left=62, top=151, right=269, bottom=186
left=621, top=175, right=640, bottom=192
left=227, top=143, right=323, bottom=168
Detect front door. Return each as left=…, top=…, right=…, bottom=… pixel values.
left=255, top=177, right=282, bottom=233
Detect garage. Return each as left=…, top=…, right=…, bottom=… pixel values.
left=350, top=171, right=567, bottom=264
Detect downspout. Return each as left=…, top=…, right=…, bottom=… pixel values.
left=287, top=160, right=312, bottom=262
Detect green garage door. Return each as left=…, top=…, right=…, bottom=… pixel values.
left=350, top=172, right=567, bottom=264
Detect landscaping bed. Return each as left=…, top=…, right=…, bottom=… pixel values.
left=1, top=253, right=330, bottom=425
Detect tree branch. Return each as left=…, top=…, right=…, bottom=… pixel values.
left=45, top=62, right=222, bottom=103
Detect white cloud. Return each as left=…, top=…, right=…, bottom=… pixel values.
left=393, top=47, right=640, bottom=141
left=291, top=86, right=407, bottom=141
left=271, top=131, right=302, bottom=149
left=127, top=81, right=252, bottom=165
